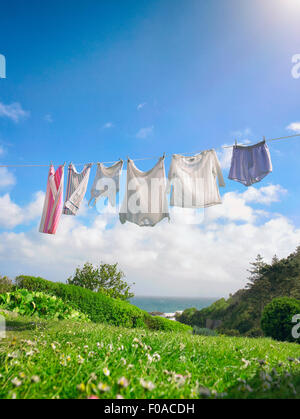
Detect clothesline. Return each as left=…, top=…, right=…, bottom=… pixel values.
left=39, top=142, right=272, bottom=233
left=222, top=133, right=300, bottom=148
left=1, top=133, right=300, bottom=168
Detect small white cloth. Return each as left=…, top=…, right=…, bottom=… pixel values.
left=89, top=160, right=123, bottom=207
left=119, top=157, right=169, bottom=227
left=168, top=149, right=225, bottom=208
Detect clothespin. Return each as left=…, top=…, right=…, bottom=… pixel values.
left=234, top=139, right=237, bottom=147
left=263, top=136, right=266, bottom=142
left=163, top=152, right=166, bottom=159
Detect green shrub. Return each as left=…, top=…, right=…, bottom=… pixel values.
left=261, top=297, right=300, bottom=343
left=244, top=327, right=264, bottom=338
left=176, top=307, right=197, bottom=326
left=217, top=328, right=241, bottom=337
left=0, top=276, right=13, bottom=294
left=192, top=326, right=218, bottom=336
left=145, top=315, right=192, bottom=332
left=0, top=289, right=90, bottom=321
left=15, top=276, right=192, bottom=332
left=177, top=298, right=229, bottom=329
left=15, top=276, right=56, bottom=293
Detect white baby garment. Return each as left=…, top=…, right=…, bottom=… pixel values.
left=119, top=157, right=170, bottom=227
left=89, top=160, right=123, bottom=207
left=168, top=149, right=225, bottom=208
left=63, top=163, right=92, bottom=215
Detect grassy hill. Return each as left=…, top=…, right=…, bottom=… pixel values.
left=13, top=275, right=191, bottom=333
left=177, top=248, right=300, bottom=337
left=0, top=314, right=299, bottom=399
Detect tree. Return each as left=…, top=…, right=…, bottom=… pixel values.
left=67, top=262, right=134, bottom=301
left=246, top=255, right=272, bottom=317
left=271, top=255, right=279, bottom=265
left=246, top=254, right=266, bottom=288
left=247, top=252, right=300, bottom=319
left=0, top=275, right=13, bottom=294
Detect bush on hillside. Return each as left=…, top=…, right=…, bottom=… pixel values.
left=67, top=262, right=134, bottom=301
left=15, top=276, right=53, bottom=293
left=217, top=328, right=240, bottom=337
left=16, top=275, right=145, bottom=327
left=15, top=275, right=191, bottom=333
left=261, top=297, right=300, bottom=343
left=0, top=276, right=13, bottom=294
left=177, top=298, right=229, bottom=329
left=145, top=315, right=192, bottom=332
left=0, top=289, right=90, bottom=321
left=175, top=307, right=197, bottom=325
left=244, top=327, right=264, bottom=338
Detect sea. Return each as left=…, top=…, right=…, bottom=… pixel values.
left=130, top=296, right=217, bottom=314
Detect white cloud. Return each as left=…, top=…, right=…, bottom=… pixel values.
left=0, top=101, right=30, bottom=123
left=205, top=185, right=286, bottom=223
left=103, top=122, right=114, bottom=129
left=0, top=184, right=298, bottom=298
left=0, top=167, right=16, bottom=189
left=242, top=184, right=287, bottom=205
left=136, top=126, right=154, bottom=139
left=286, top=122, right=300, bottom=133
left=44, top=114, right=53, bottom=123
left=230, top=128, right=252, bottom=139
left=137, top=103, right=146, bottom=111
left=205, top=191, right=257, bottom=223
left=0, top=191, right=44, bottom=228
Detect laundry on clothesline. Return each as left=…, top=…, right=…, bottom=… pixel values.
left=168, top=149, right=225, bottom=209
left=64, top=163, right=92, bottom=215
left=228, top=140, right=273, bottom=187
left=119, top=156, right=170, bottom=227
left=1, top=132, right=300, bottom=169
left=39, top=164, right=64, bottom=235
left=36, top=138, right=278, bottom=234
left=88, top=160, right=123, bottom=207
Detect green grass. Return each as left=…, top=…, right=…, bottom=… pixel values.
left=0, top=315, right=299, bottom=399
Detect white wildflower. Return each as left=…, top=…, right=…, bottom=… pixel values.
left=140, top=378, right=155, bottom=391
left=11, top=377, right=22, bottom=387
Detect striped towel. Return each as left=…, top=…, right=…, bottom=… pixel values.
left=39, top=165, right=64, bottom=234
left=63, top=163, right=92, bottom=215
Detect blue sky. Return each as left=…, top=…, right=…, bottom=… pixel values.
left=1, top=0, right=300, bottom=296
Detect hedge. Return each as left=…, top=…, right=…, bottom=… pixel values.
left=15, top=276, right=192, bottom=333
